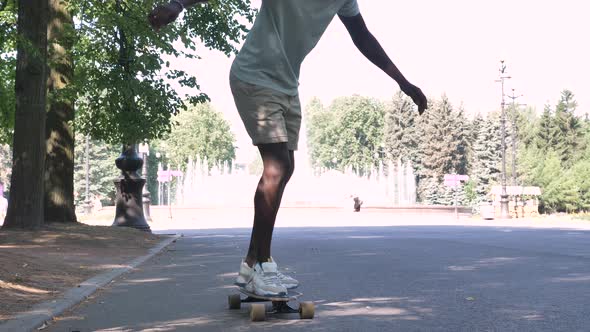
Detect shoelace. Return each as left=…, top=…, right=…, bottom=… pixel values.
left=260, top=272, right=282, bottom=286
left=277, top=271, right=293, bottom=281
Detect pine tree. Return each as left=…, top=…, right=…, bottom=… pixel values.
left=383, top=92, right=418, bottom=164
left=417, top=96, right=469, bottom=204
left=536, top=104, right=556, bottom=151
left=470, top=112, right=502, bottom=202
left=553, top=90, right=583, bottom=166
left=452, top=105, right=470, bottom=175
left=73, top=133, right=120, bottom=208
left=535, top=91, right=584, bottom=167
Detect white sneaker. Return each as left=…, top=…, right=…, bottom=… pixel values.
left=270, top=257, right=299, bottom=289
left=235, top=260, right=253, bottom=287
left=245, top=261, right=287, bottom=297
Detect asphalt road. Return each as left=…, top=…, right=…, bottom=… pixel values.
left=47, top=226, right=590, bottom=332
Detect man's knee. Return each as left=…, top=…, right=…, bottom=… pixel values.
left=261, top=161, right=292, bottom=186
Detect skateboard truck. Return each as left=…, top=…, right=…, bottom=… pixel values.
left=271, top=301, right=299, bottom=314
left=228, top=288, right=315, bottom=321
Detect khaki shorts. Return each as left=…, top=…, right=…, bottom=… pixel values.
left=230, top=74, right=301, bottom=151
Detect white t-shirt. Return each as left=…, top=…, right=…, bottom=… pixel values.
left=231, top=0, right=360, bottom=96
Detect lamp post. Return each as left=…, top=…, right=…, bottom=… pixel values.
left=138, top=142, right=152, bottom=222
left=166, top=158, right=172, bottom=220
left=156, top=152, right=162, bottom=205
left=84, top=135, right=92, bottom=214
left=495, top=60, right=511, bottom=219
left=112, top=144, right=151, bottom=232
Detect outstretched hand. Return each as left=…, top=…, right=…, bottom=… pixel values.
left=400, top=82, right=428, bottom=115
left=148, top=2, right=182, bottom=32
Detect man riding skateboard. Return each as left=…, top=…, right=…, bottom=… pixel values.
left=149, top=0, right=427, bottom=297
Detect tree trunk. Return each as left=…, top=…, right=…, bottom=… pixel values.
left=3, top=0, right=49, bottom=229
left=45, top=0, right=77, bottom=223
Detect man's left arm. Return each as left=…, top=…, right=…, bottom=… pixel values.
left=340, top=14, right=427, bottom=114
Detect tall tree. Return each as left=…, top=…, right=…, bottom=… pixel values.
left=535, top=91, right=584, bottom=167
left=383, top=91, right=419, bottom=165
left=417, top=96, right=469, bottom=204
left=45, top=0, right=76, bottom=223
left=306, top=95, right=384, bottom=174
left=73, top=0, right=255, bottom=147
left=470, top=112, right=502, bottom=200
left=553, top=90, right=583, bottom=166
left=161, top=103, right=236, bottom=171
left=73, top=133, right=120, bottom=207
left=3, top=0, right=49, bottom=229
left=305, top=97, right=335, bottom=170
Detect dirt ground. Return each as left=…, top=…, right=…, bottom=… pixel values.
left=0, top=223, right=163, bottom=322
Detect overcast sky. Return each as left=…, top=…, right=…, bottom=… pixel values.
left=169, top=0, right=590, bottom=162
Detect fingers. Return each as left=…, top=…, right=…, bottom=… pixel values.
left=148, top=5, right=176, bottom=32
left=412, top=86, right=427, bottom=115
left=148, top=9, right=161, bottom=31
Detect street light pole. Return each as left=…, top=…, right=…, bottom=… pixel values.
left=156, top=152, right=162, bottom=205
left=84, top=135, right=92, bottom=214
left=495, top=60, right=511, bottom=219
left=139, top=142, right=152, bottom=222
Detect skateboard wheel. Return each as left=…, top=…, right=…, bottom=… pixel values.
left=299, top=301, right=315, bottom=319
left=250, top=303, right=266, bottom=321
left=228, top=294, right=241, bottom=310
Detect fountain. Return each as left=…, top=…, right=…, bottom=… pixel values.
left=168, top=118, right=418, bottom=208
left=171, top=155, right=416, bottom=209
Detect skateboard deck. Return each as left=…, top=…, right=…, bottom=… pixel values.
left=238, top=286, right=301, bottom=302
left=228, top=285, right=314, bottom=321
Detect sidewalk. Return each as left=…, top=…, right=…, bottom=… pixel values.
left=0, top=223, right=177, bottom=331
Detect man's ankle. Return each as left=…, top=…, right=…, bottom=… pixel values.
left=244, top=257, right=256, bottom=268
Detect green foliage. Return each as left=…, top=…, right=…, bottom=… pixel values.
left=383, top=91, right=419, bottom=165
left=517, top=91, right=590, bottom=213
left=72, top=0, right=255, bottom=145
left=0, top=0, right=16, bottom=144
left=156, top=103, right=236, bottom=171
left=73, top=132, right=121, bottom=207
left=469, top=112, right=501, bottom=201
left=534, top=91, right=584, bottom=167
left=0, top=143, right=10, bottom=191
left=305, top=97, right=334, bottom=168
left=306, top=95, right=385, bottom=174
left=308, top=89, right=588, bottom=212
left=416, top=95, right=470, bottom=203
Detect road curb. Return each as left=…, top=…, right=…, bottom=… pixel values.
left=0, top=234, right=181, bottom=332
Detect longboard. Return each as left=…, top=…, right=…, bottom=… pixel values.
left=228, top=286, right=315, bottom=321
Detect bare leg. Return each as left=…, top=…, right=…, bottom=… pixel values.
left=245, top=143, right=295, bottom=267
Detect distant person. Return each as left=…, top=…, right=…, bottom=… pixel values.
left=353, top=196, right=363, bottom=212
left=0, top=184, right=7, bottom=223
left=149, top=0, right=427, bottom=296
left=92, top=195, right=103, bottom=213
